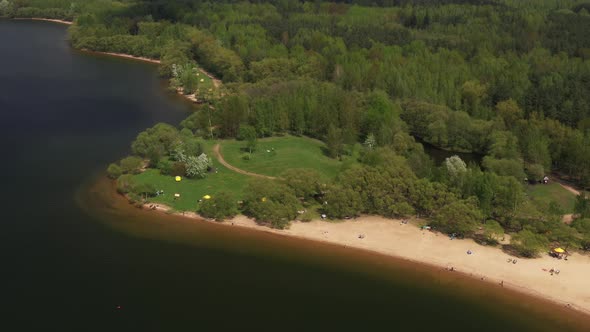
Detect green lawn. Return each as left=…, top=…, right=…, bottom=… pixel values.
left=194, top=66, right=216, bottom=93
left=219, top=135, right=349, bottom=179
left=527, top=183, right=577, bottom=213
left=133, top=142, right=249, bottom=212
left=131, top=136, right=353, bottom=211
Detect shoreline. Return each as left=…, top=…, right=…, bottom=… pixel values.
left=144, top=201, right=590, bottom=316
left=14, top=17, right=221, bottom=103
left=13, top=17, right=72, bottom=25
left=33, top=13, right=588, bottom=322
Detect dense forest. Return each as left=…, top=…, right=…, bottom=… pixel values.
left=5, top=0, right=590, bottom=256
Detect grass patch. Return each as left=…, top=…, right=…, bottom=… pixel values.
left=194, top=66, right=216, bottom=92
left=133, top=143, right=249, bottom=212
left=131, top=136, right=356, bottom=211
left=527, top=183, right=577, bottom=213
left=219, top=135, right=351, bottom=179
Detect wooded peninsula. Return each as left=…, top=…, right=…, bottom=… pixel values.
left=4, top=0, right=590, bottom=259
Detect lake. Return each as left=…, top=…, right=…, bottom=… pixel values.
left=1, top=19, right=588, bottom=331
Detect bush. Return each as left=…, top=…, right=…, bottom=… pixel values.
left=199, top=192, right=238, bottom=220
left=170, top=162, right=187, bottom=177
left=185, top=154, right=212, bottom=178
left=157, top=159, right=173, bottom=175
left=525, top=163, right=545, bottom=182
left=511, top=230, right=549, bottom=258
left=483, top=220, right=504, bottom=245
left=323, top=185, right=363, bottom=219
left=120, top=156, right=143, bottom=174
left=482, top=157, right=526, bottom=180
left=107, top=163, right=122, bottom=179
left=242, top=180, right=299, bottom=229
left=431, top=199, right=483, bottom=236
left=299, top=211, right=314, bottom=222
left=116, top=174, right=136, bottom=194
left=131, top=182, right=156, bottom=200
left=282, top=168, right=323, bottom=200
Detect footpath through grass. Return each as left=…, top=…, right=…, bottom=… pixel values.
left=527, top=183, right=577, bottom=213
left=132, top=135, right=351, bottom=211
left=133, top=141, right=249, bottom=211
left=220, top=135, right=349, bottom=179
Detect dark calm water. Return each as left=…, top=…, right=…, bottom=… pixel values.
left=1, top=20, right=588, bottom=331
left=418, top=139, right=483, bottom=166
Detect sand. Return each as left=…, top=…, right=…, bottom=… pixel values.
left=146, top=203, right=590, bottom=316
left=14, top=18, right=73, bottom=25
left=89, top=51, right=161, bottom=64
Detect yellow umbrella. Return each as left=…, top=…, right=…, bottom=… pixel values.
left=553, top=248, right=565, bottom=253
left=261, top=197, right=267, bottom=202
left=175, top=176, right=182, bottom=182
left=203, top=195, right=211, bottom=200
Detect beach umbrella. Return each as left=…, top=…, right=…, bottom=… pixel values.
left=553, top=248, right=565, bottom=253
left=175, top=176, right=182, bottom=182
left=203, top=195, right=211, bottom=200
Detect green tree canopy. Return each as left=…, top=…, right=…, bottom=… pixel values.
left=199, top=192, right=238, bottom=220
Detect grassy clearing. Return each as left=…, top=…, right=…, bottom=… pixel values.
left=194, top=66, right=216, bottom=91
left=219, top=135, right=350, bottom=179
left=132, top=136, right=355, bottom=211
left=133, top=143, right=249, bottom=212
left=527, top=183, right=577, bottom=213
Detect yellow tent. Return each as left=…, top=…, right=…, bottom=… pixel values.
left=553, top=248, right=565, bottom=253
left=203, top=195, right=211, bottom=200
left=175, top=176, right=182, bottom=182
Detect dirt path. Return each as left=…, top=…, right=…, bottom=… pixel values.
left=212, top=144, right=277, bottom=180
left=552, top=180, right=581, bottom=224
left=558, top=182, right=581, bottom=196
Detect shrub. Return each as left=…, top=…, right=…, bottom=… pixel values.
left=282, top=168, right=323, bottom=200
left=323, top=185, right=363, bottom=219
left=199, top=192, right=238, bottom=220
left=431, top=199, right=482, bottom=236
left=511, top=230, right=549, bottom=258
left=120, top=156, right=143, bottom=174
left=185, top=153, right=212, bottom=178
left=242, top=180, right=299, bottom=229
left=525, top=163, right=545, bottom=182
left=131, top=182, right=156, bottom=200
left=170, top=162, right=187, bottom=177
left=299, top=211, right=314, bottom=222
left=116, top=174, right=136, bottom=194
left=157, top=159, right=173, bottom=175
left=483, top=220, right=504, bottom=245
left=107, top=163, right=122, bottom=179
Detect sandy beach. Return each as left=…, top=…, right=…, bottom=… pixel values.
left=14, top=17, right=73, bottom=25
left=148, top=204, right=590, bottom=315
